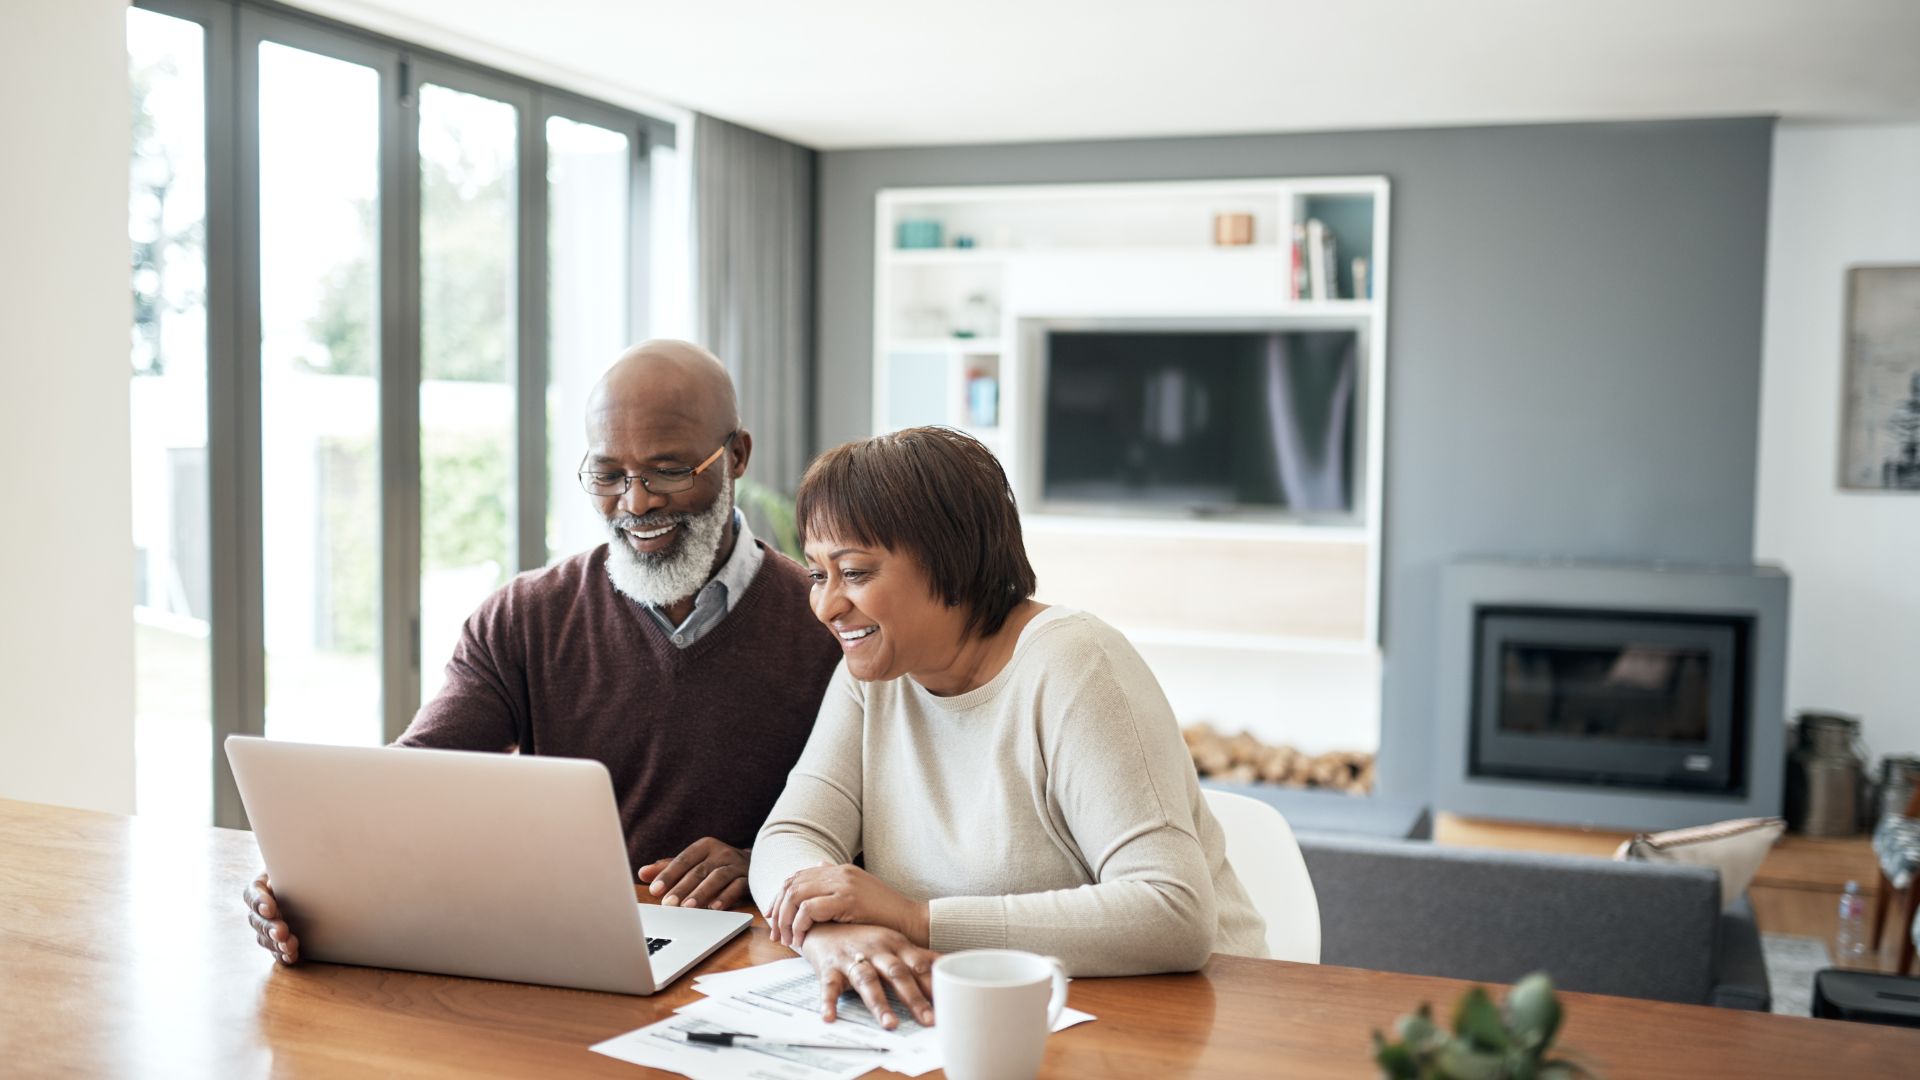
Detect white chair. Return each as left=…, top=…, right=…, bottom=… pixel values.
left=1203, top=788, right=1321, bottom=964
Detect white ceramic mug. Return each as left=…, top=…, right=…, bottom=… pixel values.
left=932, top=949, right=1069, bottom=1080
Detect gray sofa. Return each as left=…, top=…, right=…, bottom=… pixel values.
left=1296, top=833, right=1771, bottom=1011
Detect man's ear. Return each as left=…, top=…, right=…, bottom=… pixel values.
left=729, top=429, right=754, bottom=478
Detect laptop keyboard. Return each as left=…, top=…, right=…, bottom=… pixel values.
left=646, top=937, right=671, bottom=955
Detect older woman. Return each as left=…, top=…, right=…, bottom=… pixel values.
left=750, top=426, right=1267, bottom=1031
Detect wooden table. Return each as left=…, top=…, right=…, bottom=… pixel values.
left=5, top=797, right=1918, bottom=1078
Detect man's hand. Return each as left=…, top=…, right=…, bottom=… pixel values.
left=242, top=872, right=300, bottom=965
left=767, top=862, right=930, bottom=949
left=636, top=837, right=751, bottom=909
left=799, top=924, right=937, bottom=1029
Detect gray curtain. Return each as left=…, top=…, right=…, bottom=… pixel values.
left=693, top=113, right=815, bottom=497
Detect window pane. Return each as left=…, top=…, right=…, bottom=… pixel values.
left=258, top=42, right=381, bottom=746
left=129, top=7, right=211, bottom=821
left=419, top=83, right=518, bottom=703
left=545, top=116, right=630, bottom=563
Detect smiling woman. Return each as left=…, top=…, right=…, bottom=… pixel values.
left=751, top=426, right=1272, bottom=1030
left=795, top=427, right=1034, bottom=690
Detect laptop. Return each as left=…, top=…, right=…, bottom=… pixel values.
left=225, top=735, right=753, bottom=995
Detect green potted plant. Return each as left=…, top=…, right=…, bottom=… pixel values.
left=734, top=477, right=803, bottom=561
left=1373, top=973, right=1595, bottom=1080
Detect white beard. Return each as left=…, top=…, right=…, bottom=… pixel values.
left=603, top=471, right=734, bottom=609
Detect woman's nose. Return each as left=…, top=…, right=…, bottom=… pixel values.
left=811, top=579, right=844, bottom=623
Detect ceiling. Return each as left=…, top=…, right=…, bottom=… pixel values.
left=309, top=0, right=1920, bottom=150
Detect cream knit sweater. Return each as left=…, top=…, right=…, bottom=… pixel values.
left=750, top=608, right=1270, bottom=976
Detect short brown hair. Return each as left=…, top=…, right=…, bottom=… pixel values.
left=796, top=426, right=1037, bottom=639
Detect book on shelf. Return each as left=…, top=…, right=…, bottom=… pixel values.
left=1290, top=223, right=1308, bottom=301
left=1322, top=221, right=1340, bottom=300
left=1306, top=218, right=1341, bottom=301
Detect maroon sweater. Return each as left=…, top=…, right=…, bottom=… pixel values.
left=397, top=542, right=843, bottom=869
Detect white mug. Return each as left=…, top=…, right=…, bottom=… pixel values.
left=932, top=949, right=1069, bottom=1080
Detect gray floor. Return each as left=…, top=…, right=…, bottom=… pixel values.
left=1762, top=933, right=1830, bottom=1016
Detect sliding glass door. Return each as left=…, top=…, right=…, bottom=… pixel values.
left=253, top=34, right=387, bottom=747
left=128, top=5, right=213, bottom=821
left=128, top=0, right=671, bottom=827
left=414, top=69, right=527, bottom=704
left=545, top=111, right=635, bottom=563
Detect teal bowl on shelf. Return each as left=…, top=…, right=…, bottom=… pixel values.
left=896, top=218, right=943, bottom=249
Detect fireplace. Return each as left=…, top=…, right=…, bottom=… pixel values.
left=1434, top=560, right=1788, bottom=832
left=1469, top=607, right=1748, bottom=795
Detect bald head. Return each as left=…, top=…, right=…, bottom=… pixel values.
left=588, top=339, right=739, bottom=437
left=581, top=339, right=751, bottom=516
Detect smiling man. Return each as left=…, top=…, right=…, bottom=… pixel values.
left=243, top=340, right=842, bottom=965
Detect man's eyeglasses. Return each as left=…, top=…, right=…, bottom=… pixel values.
left=578, top=431, right=737, bottom=497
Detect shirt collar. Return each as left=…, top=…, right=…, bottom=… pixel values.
left=645, top=508, right=762, bottom=616
left=709, top=507, right=764, bottom=610
left=639, top=508, right=765, bottom=646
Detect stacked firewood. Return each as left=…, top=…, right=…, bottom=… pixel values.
left=1181, top=723, right=1375, bottom=794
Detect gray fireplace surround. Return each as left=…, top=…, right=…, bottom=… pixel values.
left=1434, top=559, right=1789, bottom=832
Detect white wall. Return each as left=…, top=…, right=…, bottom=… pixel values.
left=1756, top=122, right=1920, bottom=761
left=0, top=0, right=136, bottom=813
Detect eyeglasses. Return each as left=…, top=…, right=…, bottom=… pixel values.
left=578, top=431, right=737, bottom=497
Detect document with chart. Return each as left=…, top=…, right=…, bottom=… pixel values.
left=590, top=957, right=1093, bottom=1080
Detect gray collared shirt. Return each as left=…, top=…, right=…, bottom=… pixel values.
left=644, top=509, right=766, bottom=648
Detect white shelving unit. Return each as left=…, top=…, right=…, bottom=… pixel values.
left=872, top=177, right=1391, bottom=754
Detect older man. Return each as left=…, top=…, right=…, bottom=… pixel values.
left=244, top=341, right=841, bottom=963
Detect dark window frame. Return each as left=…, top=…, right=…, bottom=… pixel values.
left=131, top=0, right=671, bottom=827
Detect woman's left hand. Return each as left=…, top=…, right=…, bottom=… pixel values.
left=798, top=924, right=938, bottom=1029
left=767, top=862, right=930, bottom=948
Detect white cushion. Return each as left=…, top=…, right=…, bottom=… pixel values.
left=1614, top=817, right=1786, bottom=909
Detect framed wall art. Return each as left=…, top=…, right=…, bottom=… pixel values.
left=1841, top=265, right=1920, bottom=491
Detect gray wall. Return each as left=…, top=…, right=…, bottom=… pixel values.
left=813, top=119, right=1772, bottom=805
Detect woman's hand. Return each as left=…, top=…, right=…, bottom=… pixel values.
left=798, top=924, right=937, bottom=1029
left=242, top=872, right=300, bottom=964
left=767, top=862, right=930, bottom=948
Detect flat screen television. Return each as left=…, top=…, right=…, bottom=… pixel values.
left=1039, top=327, right=1360, bottom=519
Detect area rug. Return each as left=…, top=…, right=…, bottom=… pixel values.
left=1762, top=933, right=1830, bottom=1016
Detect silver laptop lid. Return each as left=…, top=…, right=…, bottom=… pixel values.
left=226, top=736, right=657, bottom=995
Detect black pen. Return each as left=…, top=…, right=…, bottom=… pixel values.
left=680, top=1031, right=890, bottom=1052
